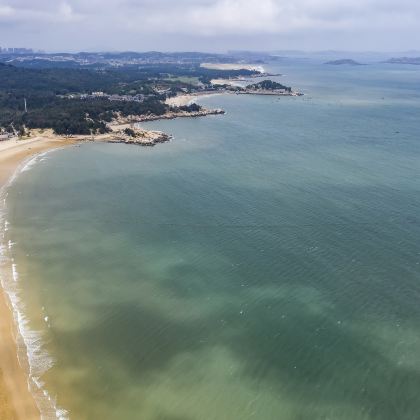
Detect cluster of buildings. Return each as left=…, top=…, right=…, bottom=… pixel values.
left=65, top=92, right=151, bottom=103
left=0, top=132, right=13, bottom=141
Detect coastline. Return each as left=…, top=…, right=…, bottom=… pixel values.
left=0, top=105, right=223, bottom=418
left=0, top=106, right=224, bottom=420
left=0, top=136, right=76, bottom=420
left=0, top=86, right=294, bottom=417
left=165, top=91, right=223, bottom=107
left=0, top=102, right=227, bottom=417
left=165, top=88, right=303, bottom=109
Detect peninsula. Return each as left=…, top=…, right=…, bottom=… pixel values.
left=0, top=59, right=301, bottom=145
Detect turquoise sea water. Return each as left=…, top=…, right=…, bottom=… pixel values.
left=2, top=61, right=420, bottom=419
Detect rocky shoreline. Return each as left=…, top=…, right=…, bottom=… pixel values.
left=106, top=127, right=172, bottom=146
left=105, top=107, right=225, bottom=146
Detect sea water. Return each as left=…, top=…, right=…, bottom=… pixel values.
left=3, top=60, right=420, bottom=420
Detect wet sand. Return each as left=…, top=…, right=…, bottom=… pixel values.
left=0, top=135, right=75, bottom=420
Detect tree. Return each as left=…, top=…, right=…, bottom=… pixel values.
left=124, top=128, right=136, bottom=137
left=18, top=126, right=26, bottom=137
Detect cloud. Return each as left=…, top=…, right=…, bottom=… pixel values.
left=76, top=0, right=420, bottom=36
left=0, top=1, right=83, bottom=23
left=0, top=0, right=419, bottom=51
left=0, top=5, right=13, bottom=16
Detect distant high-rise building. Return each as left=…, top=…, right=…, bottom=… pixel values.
left=0, top=47, right=34, bottom=55
left=13, top=48, right=33, bottom=54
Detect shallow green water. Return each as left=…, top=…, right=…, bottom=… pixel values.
left=5, top=61, right=420, bottom=419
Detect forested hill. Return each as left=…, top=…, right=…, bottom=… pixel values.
left=0, top=63, right=167, bottom=135
left=0, top=62, right=258, bottom=93
left=0, top=62, right=119, bottom=93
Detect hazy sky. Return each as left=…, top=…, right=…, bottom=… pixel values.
left=0, top=0, right=419, bottom=52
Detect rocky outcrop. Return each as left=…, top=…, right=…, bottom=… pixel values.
left=107, top=106, right=225, bottom=146
left=106, top=128, right=171, bottom=146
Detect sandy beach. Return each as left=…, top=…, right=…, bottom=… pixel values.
left=0, top=134, right=75, bottom=420
left=210, top=78, right=244, bottom=87
left=165, top=92, right=223, bottom=107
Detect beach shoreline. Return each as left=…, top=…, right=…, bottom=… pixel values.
left=165, top=91, right=224, bottom=107
left=0, top=135, right=76, bottom=420
left=165, top=88, right=302, bottom=108
left=0, top=105, right=228, bottom=415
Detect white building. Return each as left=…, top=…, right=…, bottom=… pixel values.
left=0, top=133, right=11, bottom=141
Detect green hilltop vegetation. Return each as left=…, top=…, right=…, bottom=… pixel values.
left=246, top=80, right=292, bottom=92
left=0, top=62, right=258, bottom=135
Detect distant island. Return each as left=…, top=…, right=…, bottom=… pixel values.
left=385, top=57, right=420, bottom=65
left=239, top=80, right=301, bottom=96
left=324, top=59, right=364, bottom=66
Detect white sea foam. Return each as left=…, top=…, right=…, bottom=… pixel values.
left=0, top=155, right=70, bottom=420
left=12, top=263, right=19, bottom=282
left=21, top=151, right=51, bottom=173
left=20, top=156, right=39, bottom=173
left=56, top=408, right=70, bottom=420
